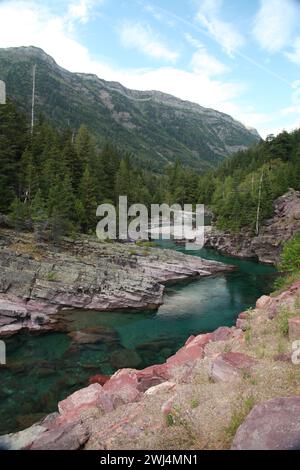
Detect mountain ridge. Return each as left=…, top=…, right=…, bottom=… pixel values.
left=0, top=46, right=260, bottom=172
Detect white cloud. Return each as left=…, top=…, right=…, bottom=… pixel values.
left=185, top=33, right=229, bottom=76
left=196, top=0, right=245, bottom=56
left=67, top=0, right=103, bottom=24
left=286, top=37, right=300, bottom=65
left=253, top=0, right=300, bottom=53
left=119, top=21, right=179, bottom=63
left=191, top=45, right=229, bottom=76
left=0, top=0, right=276, bottom=137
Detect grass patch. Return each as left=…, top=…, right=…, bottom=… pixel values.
left=135, top=240, right=157, bottom=248
left=273, top=271, right=300, bottom=294
left=166, top=413, right=175, bottom=427
left=225, top=396, right=255, bottom=440
left=277, top=308, right=297, bottom=336
left=191, top=398, right=200, bottom=409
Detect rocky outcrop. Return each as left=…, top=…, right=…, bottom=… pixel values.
left=205, top=189, right=300, bottom=264
left=232, top=397, right=300, bottom=450
left=0, top=230, right=233, bottom=336
left=2, top=277, right=299, bottom=450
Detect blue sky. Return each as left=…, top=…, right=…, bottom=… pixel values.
left=0, top=0, right=300, bottom=137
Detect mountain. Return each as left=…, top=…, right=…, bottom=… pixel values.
left=0, top=46, right=260, bottom=172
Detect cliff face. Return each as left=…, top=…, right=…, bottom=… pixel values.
left=205, top=189, right=300, bottom=264
left=1, top=276, right=300, bottom=450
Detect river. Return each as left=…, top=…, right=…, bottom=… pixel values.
left=0, top=243, right=276, bottom=435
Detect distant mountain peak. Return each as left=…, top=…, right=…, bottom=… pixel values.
left=0, top=46, right=261, bottom=172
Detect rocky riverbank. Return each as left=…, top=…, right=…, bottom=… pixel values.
left=0, top=229, right=233, bottom=336
left=1, top=276, right=300, bottom=450
left=204, top=189, right=300, bottom=265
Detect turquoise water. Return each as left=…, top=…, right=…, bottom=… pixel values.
left=0, top=244, right=276, bottom=435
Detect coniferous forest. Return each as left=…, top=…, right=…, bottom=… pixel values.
left=1, top=97, right=300, bottom=241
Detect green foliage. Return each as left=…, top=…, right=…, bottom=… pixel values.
left=166, top=413, right=175, bottom=427
left=0, top=47, right=260, bottom=173
left=198, top=129, right=300, bottom=232
left=277, top=308, right=296, bottom=336
left=225, top=396, right=255, bottom=439
left=2, top=98, right=300, bottom=245
left=190, top=398, right=200, bottom=409
left=278, top=235, right=300, bottom=273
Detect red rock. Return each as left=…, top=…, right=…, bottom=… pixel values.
left=58, top=384, right=113, bottom=415
left=274, top=353, right=292, bottom=362
left=238, top=312, right=249, bottom=320
left=211, top=352, right=257, bottom=382
left=288, top=317, right=300, bottom=341
left=30, top=420, right=90, bottom=451
left=290, top=280, right=300, bottom=292
left=236, top=319, right=248, bottom=331
left=256, top=295, right=272, bottom=309
left=184, top=333, right=212, bottom=349
left=185, top=335, right=196, bottom=346
left=232, top=397, right=300, bottom=450
left=135, top=364, right=169, bottom=392
left=88, top=374, right=110, bottom=386
left=103, top=369, right=142, bottom=405
left=211, top=327, right=232, bottom=341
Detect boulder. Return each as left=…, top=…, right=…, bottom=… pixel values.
left=30, top=420, right=90, bottom=451
left=211, top=352, right=257, bottom=383
left=232, top=397, right=300, bottom=450
left=288, top=317, right=300, bottom=341
left=103, top=369, right=142, bottom=406
left=236, top=319, right=248, bottom=331
left=256, top=295, right=272, bottom=310
left=58, top=384, right=113, bottom=415
left=211, top=327, right=233, bottom=342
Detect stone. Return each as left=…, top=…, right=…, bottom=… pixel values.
left=145, top=382, right=176, bottom=396
left=211, top=327, right=232, bottom=342
left=211, top=352, right=257, bottom=383
left=238, top=312, right=249, bottom=320
left=135, top=364, right=169, bottom=392
left=88, top=374, right=111, bottom=386
left=103, top=369, right=142, bottom=406
left=0, top=424, right=47, bottom=450
left=58, top=384, right=113, bottom=415
left=0, top=231, right=233, bottom=334
left=274, top=352, right=292, bottom=362
left=30, top=420, right=90, bottom=451
left=294, top=211, right=300, bottom=220
left=232, top=397, right=300, bottom=450
left=236, top=319, right=248, bottom=331
left=288, top=317, right=300, bottom=341
left=110, top=349, right=142, bottom=369
left=256, top=295, right=272, bottom=310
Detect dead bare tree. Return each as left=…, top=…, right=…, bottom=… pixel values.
left=255, top=169, right=264, bottom=236
left=31, top=64, right=36, bottom=135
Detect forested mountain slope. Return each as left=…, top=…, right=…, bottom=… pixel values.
left=0, top=46, right=260, bottom=172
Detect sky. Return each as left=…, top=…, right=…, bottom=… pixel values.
left=0, top=0, right=300, bottom=138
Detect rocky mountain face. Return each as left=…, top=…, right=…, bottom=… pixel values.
left=1, top=276, right=300, bottom=450
left=205, top=189, right=300, bottom=264
left=0, top=46, right=260, bottom=172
